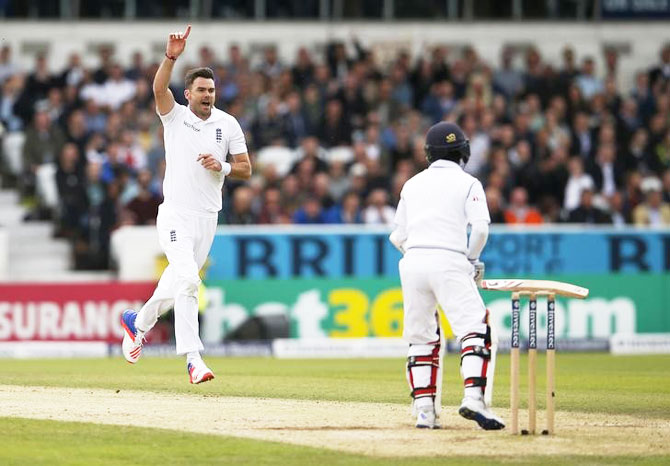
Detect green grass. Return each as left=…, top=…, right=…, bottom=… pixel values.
left=1, top=354, right=670, bottom=465
left=1, top=354, right=669, bottom=417
left=1, top=417, right=666, bottom=466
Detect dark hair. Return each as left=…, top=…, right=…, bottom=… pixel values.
left=184, top=67, right=214, bottom=89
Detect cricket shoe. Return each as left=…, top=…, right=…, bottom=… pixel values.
left=415, top=405, right=441, bottom=429
left=458, top=396, right=505, bottom=430
left=120, top=309, right=145, bottom=364
left=187, top=359, right=215, bottom=384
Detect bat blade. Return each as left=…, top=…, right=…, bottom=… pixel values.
left=479, top=279, right=589, bottom=299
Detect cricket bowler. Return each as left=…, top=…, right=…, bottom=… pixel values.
left=120, top=25, right=251, bottom=383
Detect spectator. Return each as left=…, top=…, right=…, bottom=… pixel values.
left=259, top=45, right=283, bottom=79
left=389, top=124, right=413, bottom=170
left=55, top=143, right=87, bottom=238
left=632, top=177, right=670, bottom=226
left=570, top=111, right=594, bottom=159
left=608, top=191, right=627, bottom=227
left=258, top=187, right=287, bottom=224
left=631, top=71, right=655, bottom=123
left=92, top=46, right=113, bottom=84
left=326, top=41, right=351, bottom=81
left=293, top=196, right=326, bottom=224
left=292, top=47, right=315, bottom=89
left=363, top=188, right=395, bottom=225
left=662, top=169, right=670, bottom=203
left=564, top=157, right=595, bottom=211
left=224, top=186, right=257, bottom=225
left=252, top=97, right=284, bottom=147
left=557, top=46, right=578, bottom=96
left=101, top=63, right=136, bottom=110
left=21, top=109, right=65, bottom=197
left=566, top=188, right=612, bottom=224
left=76, top=160, right=115, bottom=269
left=493, top=47, right=523, bottom=99
left=625, top=128, right=653, bottom=174
left=0, top=74, right=25, bottom=131
left=327, top=160, right=350, bottom=202
left=651, top=129, right=670, bottom=173
left=290, top=136, right=328, bottom=174
left=421, top=80, right=456, bottom=124
left=504, top=187, right=543, bottom=224
left=575, top=57, right=604, bottom=100
left=125, top=51, right=146, bottom=81
left=225, top=44, right=245, bottom=78
left=118, top=128, right=147, bottom=171
left=317, top=99, right=351, bottom=147
left=589, top=143, right=623, bottom=198
left=18, top=53, right=56, bottom=118
left=486, top=187, right=506, bottom=223
left=649, top=44, right=670, bottom=88
left=312, top=172, right=335, bottom=209
left=0, top=45, right=19, bottom=84
left=282, top=91, right=311, bottom=147
left=325, top=191, right=362, bottom=224
left=60, top=53, right=85, bottom=88
left=124, top=169, right=161, bottom=225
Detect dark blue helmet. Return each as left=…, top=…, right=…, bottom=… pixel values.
left=424, top=122, right=470, bottom=165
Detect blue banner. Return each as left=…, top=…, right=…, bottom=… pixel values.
left=206, top=226, right=670, bottom=281
left=601, top=0, right=670, bottom=19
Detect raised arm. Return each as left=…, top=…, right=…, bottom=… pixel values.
left=153, top=24, right=191, bottom=116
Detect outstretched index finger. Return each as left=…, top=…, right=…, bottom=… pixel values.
left=183, top=24, right=192, bottom=39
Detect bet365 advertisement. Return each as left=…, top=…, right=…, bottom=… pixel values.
left=202, top=227, right=670, bottom=342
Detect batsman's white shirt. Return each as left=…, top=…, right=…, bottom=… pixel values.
left=392, top=159, right=490, bottom=343
left=159, top=102, right=247, bottom=216
left=135, top=103, right=247, bottom=355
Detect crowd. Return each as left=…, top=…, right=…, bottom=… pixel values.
left=1, top=39, right=670, bottom=269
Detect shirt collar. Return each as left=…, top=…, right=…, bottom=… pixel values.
left=186, top=105, right=226, bottom=124
left=429, top=159, right=461, bottom=169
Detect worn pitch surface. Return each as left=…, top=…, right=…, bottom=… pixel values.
left=1, top=385, right=668, bottom=458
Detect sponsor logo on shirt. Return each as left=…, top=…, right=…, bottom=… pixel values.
left=183, top=121, right=201, bottom=132
left=170, top=230, right=177, bottom=242
left=216, top=128, right=222, bottom=143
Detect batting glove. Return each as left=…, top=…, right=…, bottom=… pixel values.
left=470, top=260, right=485, bottom=287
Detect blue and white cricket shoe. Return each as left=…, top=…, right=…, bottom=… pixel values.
left=120, top=309, right=145, bottom=364
left=187, top=359, right=215, bottom=384
left=458, top=396, right=505, bottom=430
left=416, top=405, right=441, bottom=429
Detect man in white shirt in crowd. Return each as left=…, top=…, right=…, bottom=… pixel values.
left=390, top=122, right=504, bottom=430
left=121, top=25, right=251, bottom=384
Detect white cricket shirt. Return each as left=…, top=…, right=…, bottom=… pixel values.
left=158, top=103, right=247, bottom=216
left=393, top=159, right=490, bottom=254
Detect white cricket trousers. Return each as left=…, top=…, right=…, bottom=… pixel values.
left=399, top=249, right=487, bottom=343
left=136, top=203, right=217, bottom=355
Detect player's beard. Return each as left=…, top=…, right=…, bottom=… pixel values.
left=190, top=100, right=212, bottom=120
left=198, top=100, right=212, bottom=119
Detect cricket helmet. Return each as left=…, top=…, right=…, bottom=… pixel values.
left=424, top=121, right=471, bottom=165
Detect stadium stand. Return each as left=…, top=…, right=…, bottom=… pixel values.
left=1, top=38, right=670, bottom=270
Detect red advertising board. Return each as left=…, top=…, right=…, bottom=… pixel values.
left=0, top=282, right=155, bottom=342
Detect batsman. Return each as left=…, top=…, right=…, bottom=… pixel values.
left=390, top=121, right=504, bottom=430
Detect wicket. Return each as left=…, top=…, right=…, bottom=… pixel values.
left=479, top=279, right=589, bottom=435
left=510, top=291, right=555, bottom=435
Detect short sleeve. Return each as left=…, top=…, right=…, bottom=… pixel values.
left=157, top=102, right=183, bottom=126
left=465, top=180, right=491, bottom=224
left=228, top=117, right=248, bottom=155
